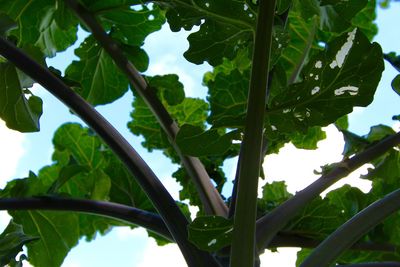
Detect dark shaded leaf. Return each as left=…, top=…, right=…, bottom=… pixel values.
left=269, top=28, right=384, bottom=133
left=384, top=52, right=400, bottom=72
left=176, top=125, right=234, bottom=157
left=162, top=0, right=256, bottom=66
left=0, top=63, right=43, bottom=132
left=188, top=216, right=233, bottom=252
left=0, top=0, right=78, bottom=57
left=0, top=221, right=37, bottom=266
left=391, top=74, right=400, bottom=96
left=87, top=2, right=165, bottom=47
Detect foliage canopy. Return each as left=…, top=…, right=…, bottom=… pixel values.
left=0, top=0, right=399, bottom=266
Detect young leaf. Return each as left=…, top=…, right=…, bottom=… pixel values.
left=188, top=216, right=233, bottom=252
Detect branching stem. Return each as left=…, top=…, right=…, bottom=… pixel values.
left=0, top=197, right=172, bottom=241
left=65, top=0, right=228, bottom=217
left=256, top=131, right=400, bottom=250
left=0, top=37, right=220, bottom=267
left=300, top=188, right=400, bottom=266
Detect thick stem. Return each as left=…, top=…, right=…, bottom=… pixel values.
left=0, top=197, right=172, bottom=241
left=0, top=37, right=220, bottom=267
left=230, top=1, right=276, bottom=266
left=64, top=0, right=228, bottom=217
left=300, top=188, right=400, bottom=267
left=256, top=132, right=400, bottom=251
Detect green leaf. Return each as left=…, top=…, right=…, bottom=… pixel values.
left=129, top=72, right=207, bottom=153
left=162, top=0, right=256, bottom=66
left=290, top=126, right=326, bottom=149
left=276, top=0, right=292, bottom=14
left=269, top=28, right=384, bottom=133
left=65, top=35, right=130, bottom=105
left=365, top=124, right=396, bottom=143
left=206, top=69, right=249, bottom=127
left=184, top=20, right=253, bottom=66
left=105, top=152, right=155, bottom=211
left=325, top=185, right=370, bottom=219
left=277, top=9, right=318, bottom=84
left=351, top=0, right=378, bottom=41
left=0, top=62, right=43, bottom=132
left=0, top=221, right=38, bottom=266
left=391, top=74, right=400, bottom=96
left=0, top=0, right=78, bottom=57
left=285, top=197, right=345, bottom=239
left=53, top=123, right=105, bottom=170
left=384, top=52, right=400, bottom=72
left=47, top=164, right=88, bottom=194
left=319, top=0, right=368, bottom=34
left=96, top=4, right=165, bottom=47
left=176, top=125, right=234, bottom=157
left=188, top=216, right=233, bottom=252
left=147, top=74, right=185, bottom=106
left=10, top=211, right=79, bottom=267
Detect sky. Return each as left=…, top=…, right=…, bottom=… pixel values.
left=0, top=3, right=400, bottom=267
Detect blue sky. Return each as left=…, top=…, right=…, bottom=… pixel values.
left=0, top=3, right=399, bottom=266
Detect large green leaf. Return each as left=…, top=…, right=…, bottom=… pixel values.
left=0, top=63, right=43, bottom=132
left=268, top=28, right=384, bottom=133
left=10, top=211, right=79, bottom=267
left=0, top=0, right=78, bottom=57
left=0, top=221, right=37, bottom=266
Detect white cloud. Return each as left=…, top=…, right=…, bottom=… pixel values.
left=146, top=54, right=197, bottom=97
left=261, top=125, right=372, bottom=195
left=114, top=227, right=148, bottom=241
left=135, top=239, right=186, bottom=267
left=260, top=248, right=300, bottom=266
left=0, top=121, right=26, bottom=230
left=0, top=120, right=26, bottom=188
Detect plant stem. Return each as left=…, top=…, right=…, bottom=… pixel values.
left=300, top=188, right=400, bottom=267
left=65, top=0, right=228, bottom=217
left=0, top=37, right=220, bottom=267
left=256, top=131, right=400, bottom=250
left=0, top=197, right=172, bottom=241
left=230, top=1, right=276, bottom=266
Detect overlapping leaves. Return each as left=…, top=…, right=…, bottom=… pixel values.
left=0, top=0, right=78, bottom=57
